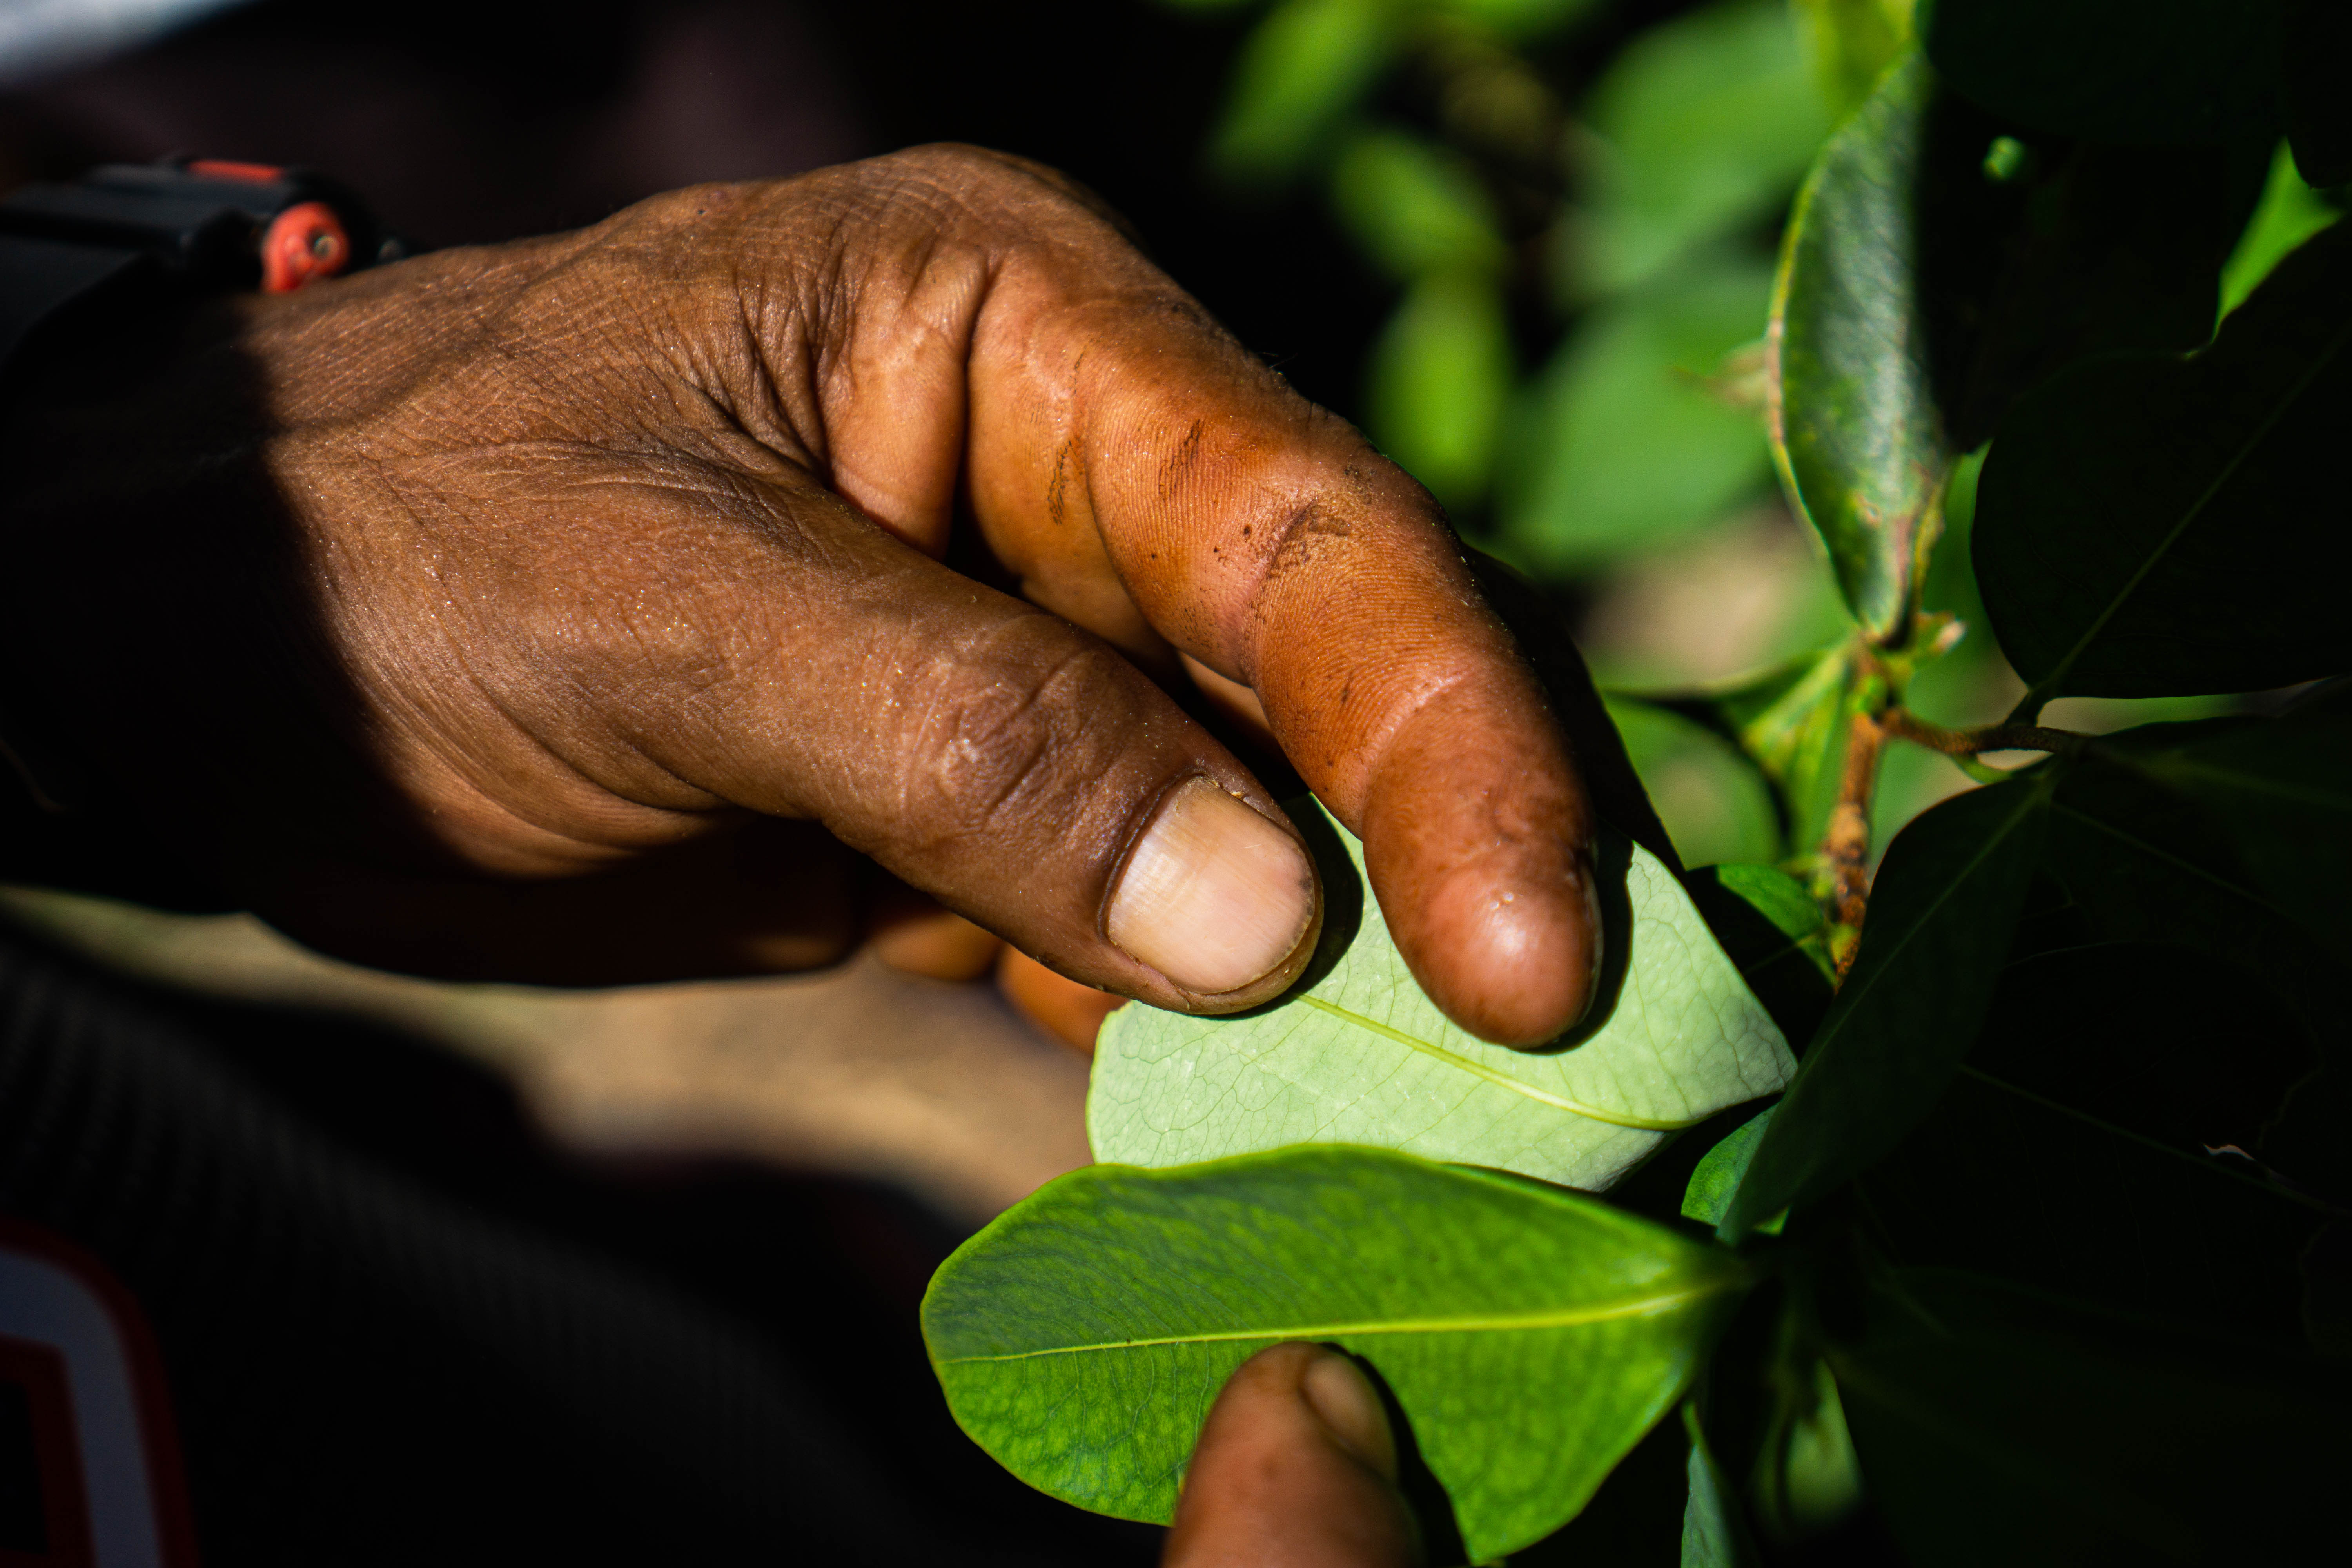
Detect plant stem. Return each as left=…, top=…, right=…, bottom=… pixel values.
left=1880, top=709, right=2088, bottom=757
left=1824, top=706, right=1887, bottom=974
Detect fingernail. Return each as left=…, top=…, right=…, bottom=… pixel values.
left=1105, top=777, right=1316, bottom=996
left=1300, top=1350, right=1397, bottom=1481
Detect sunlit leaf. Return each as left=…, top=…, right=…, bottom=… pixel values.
left=1502, top=252, right=1775, bottom=569
left=1330, top=127, right=1508, bottom=281
left=1564, top=0, right=1829, bottom=301
left=1210, top=0, right=1397, bottom=186
left=1434, top=0, right=1604, bottom=39
left=1768, top=50, right=1945, bottom=637
left=1681, top=1104, right=1774, bottom=1226
left=922, top=1145, right=1752, bottom=1563
left=1974, top=221, right=2352, bottom=705
left=1091, top=802, right=1795, bottom=1191
left=1684, top=864, right=1833, bottom=1042
left=1724, top=777, right=2049, bottom=1235
left=1831, top=1269, right=2352, bottom=1567
left=1367, top=268, right=1513, bottom=510
left=1920, top=0, right=2282, bottom=147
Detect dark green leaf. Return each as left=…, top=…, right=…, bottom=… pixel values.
left=1974, top=221, right=2352, bottom=703
left=2042, top=736, right=2352, bottom=1200
left=1723, top=778, right=2049, bottom=1236
left=922, top=1146, right=1752, bottom=1562
left=1920, top=0, right=2282, bottom=147
left=2131, top=687, right=2352, bottom=965
left=1830, top=1269, right=2352, bottom=1567
left=1679, top=1401, right=1758, bottom=1567
left=1635, top=642, right=1867, bottom=856
left=1769, top=51, right=1946, bottom=637
left=1851, top=942, right=2325, bottom=1346
left=2283, top=0, right=2352, bottom=185
left=1685, top=864, right=1834, bottom=1042
left=1681, top=1105, right=1775, bottom=1227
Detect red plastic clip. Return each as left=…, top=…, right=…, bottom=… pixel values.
left=259, top=200, right=351, bottom=292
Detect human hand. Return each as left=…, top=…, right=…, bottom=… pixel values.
left=2, top=146, right=1609, bottom=1044
left=1165, top=1343, right=1420, bottom=1568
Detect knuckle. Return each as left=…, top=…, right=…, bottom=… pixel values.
left=887, top=622, right=1134, bottom=851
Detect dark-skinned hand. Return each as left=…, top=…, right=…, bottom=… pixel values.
left=3, top=144, right=1614, bottom=1044
left=0, top=145, right=1646, bottom=1563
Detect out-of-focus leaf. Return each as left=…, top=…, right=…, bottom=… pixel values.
left=2127, top=688, right=2352, bottom=965
left=1681, top=1104, right=1775, bottom=1226
left=1367, top=267, right=1512, bottom=510
left=1769, top=50, right=1945, bottom=638
left=1753, top=1356, right=1863, bottom=1542
left=1685, top=865, right=1833, bottom=1042
left=1723, top=777, right=2049, bottom=1236
left=923, top=1145, right=1753, bottom=1563
left=2218, top=140, right=2344, bottom=318
left=1829, top=1269, right=2352, bottom=1567
left=1604, top=700, right=1782, bottom=871
left=1680, top=1402, right=1758, bottom=1567
left=1974, top=221, right=2352, bottom=705
left=1920, top=0, right=2282, bottom=147
left=1565, top=0, right=1829, bottom=300
left=1091, top=802, right=1796, bottom=1191
left=1502, top=252, right=1775, bottom=570
left=2283, top=0, right=2352, bottom=186
left=1790, top=0, right=1915, bottom=117
left=1331, top=127, right=1507, bottom=280
left=1435, top=0, right=1603, bottom=38
left=1210, top=0, right=1397, bottom=186
left=1636, top=642, right=1868, bottom=857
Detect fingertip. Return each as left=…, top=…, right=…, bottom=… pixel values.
left=1402, top=848, right=1604, bottom=1050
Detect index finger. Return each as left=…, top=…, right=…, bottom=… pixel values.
left=804, top=149, right=1604, bottom=1045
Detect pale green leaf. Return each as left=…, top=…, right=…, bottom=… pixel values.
left=1331, top=127, right=1507, bottom=281
left=923, top=1145, right=1751, bottom=1562
left=1090, top=802, right=1795, bottom=1190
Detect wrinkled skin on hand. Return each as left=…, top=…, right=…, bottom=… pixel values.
left=0, top=145, right=1611, bottom=1045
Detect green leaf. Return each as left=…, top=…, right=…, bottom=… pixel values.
left=1090, top=802, right=1796, bottom=1191
left=1752, top=1355, right=1864, bottom=1541
left=1367, top=268, right=1514, bottom=510
left=1722, top=777, right=2049, bottom=1235
left=1331, top=127, right=1508, bottom=281
left=1790, top=0, right=1915, bottom=118
left=1210, top=0, right=1398, bottom=186
left=1433, top=0, right=1603, bottom=39
left=1829, top=1269, right=2352, bottom=1567
left=1974, top=220, right=2352, bottom=704
left=1500, top=252, right=1776, bottom=569
left=922, top=1145, right=1752, bottom=1562
left=2283, top=0, right=2352, bottom=186
left=1769, top=50, right=1947, bottom=638
left=1920, top=0, right=2283, bottom=147
left=1679, top=1401, right=1758, bottom=1567
left=2122, top=690, right=2352, bottom=967
left=1564, top=0, right=1830, bottom=300
left=2219, top=140, right=2345, bottom=319
left=1681, top=1104, right=1774, bottom=1226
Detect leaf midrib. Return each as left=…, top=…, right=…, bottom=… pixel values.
left=935, top=1279, right=1737, bottom=1363
left=1296, top=996, right=1702, bottom=1131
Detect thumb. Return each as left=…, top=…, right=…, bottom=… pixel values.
left=1165, top=1344, right=1422, bottom=1568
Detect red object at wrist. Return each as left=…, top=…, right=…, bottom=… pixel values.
left=259, top=201, right=352, bottom=292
